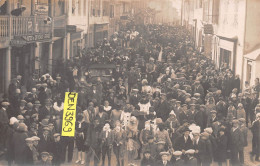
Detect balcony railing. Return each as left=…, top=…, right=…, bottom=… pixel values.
left=0, top=15, right=52, bottom=38
left=0, top=16, right=9, bottom=37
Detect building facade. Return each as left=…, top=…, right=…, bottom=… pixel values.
left=181, top=0, right=260, bottom=89
left=0, top=0, right=67, bottom=94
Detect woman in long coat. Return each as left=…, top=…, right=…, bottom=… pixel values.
left=215, top=128, right=228, bottom=166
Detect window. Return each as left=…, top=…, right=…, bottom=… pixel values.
left=110, top=5, right=114, bottom=18
left=78, top=0, right=81, bottom=15
left=72, top=0, right=76, bottom=15
left=92, top=9, right=95, bottom=16
left=220, top=48, right=232, bottom=69
left=212, top=0, right=219, bottom=24
left=247, top=61, right=252, bottom=85
left=84, top=0, right=87, bottom=16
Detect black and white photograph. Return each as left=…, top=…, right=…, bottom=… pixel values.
left=0, top=0, right=260, bottom=166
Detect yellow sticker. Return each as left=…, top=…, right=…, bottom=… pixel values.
left=62, top=92, right=78, bottom=137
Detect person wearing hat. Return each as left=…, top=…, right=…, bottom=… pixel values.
left=112, top=121, right=126, bottom=166
left=39, top=99, right=54, bottom=122
left=215, top=97, right=227, bottom=120
left=193, top=80, right=204, bottom=99
left=36, top=152, right=51, bottom=165
left=233, top=103, right=246, bottom=120
left=230, top=119, right=244, bottom=165
left=129, top=89, right=141, bottom=109
left=100, top=123, right=113, bottom=166
left=174, top=127, right=193, bottom=153
left=172, top=151, right=184, bottom=166
left=251, top=91, right=259, bottom=123
left=185, top=149, right=197, bottom=166
left=38, top=126, right=52, bottom=153
left=250, top=113, right=260, bottom=161
left=155, top=151, right=172, bottom=166
left=126, top=116, right=139, bottom=164
left=179, top=104, right=190, bottom=125
left=238, top=118, right=248, bottom=164
left=215, top=128, right=228, bottom=166
left=207, top=110, right=217, bottom=127
left=33, top=100, right=41, bottom=113
left=24, top=137, right=34, bottom=165
left=49, top=133, right=62, bottom=166
left=165, top=110, right=180, bottom=144
left=141, top=149, right=154, bottom=166
left=12, top=123, right=28, bottom=165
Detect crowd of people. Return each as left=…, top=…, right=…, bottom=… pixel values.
left=0, top=24, right=260, bottom=166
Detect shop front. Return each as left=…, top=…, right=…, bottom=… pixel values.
left=67, top=25, right=84, bottom=59
left=94, top=23, right=109, bottom=45
left=243, top=49, right=260, bottom=87
left=213, top=36, right=237, bottom=71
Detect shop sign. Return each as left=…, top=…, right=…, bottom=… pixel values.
left=67, top=25, right=77, bottom=33
left=35, top=4, right=48, bottom=15
left=95, top=24, right=108, bottom=32
left=10, top=37, right=27, bottom=47
left=54, top=28, right=66, bottom=37
left=204, top=24, right=213, bottom=34
left=22, top=33, right=51, bottom=42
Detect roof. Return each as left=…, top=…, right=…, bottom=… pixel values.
left=244, top=48, right=260, bottom=61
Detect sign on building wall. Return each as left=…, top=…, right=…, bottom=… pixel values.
left=35, top=4, right=48, bottom=15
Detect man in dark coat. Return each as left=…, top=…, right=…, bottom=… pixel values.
left=229, top=119, right=244, bottom=166
left=194, top=105, right=207, bottom=131
left=12, top=123, right=28, bottom=165
left=193, top=132, right=207, bottom=166
left=174, top=127, right=193, bottom=152
left=0, top=101, right=10, bottom=150
left=50, top=133, right=63, bottom=166
left=251, top=113, right=260, bottom=161
left=156, top=93, right=170, bottom=122
left=215, top=128, right=228, bottom=166
left=179, top=104, right=190, bottom=125
left=38, top=127, right=52, bottom=153
left=39, top=99, right=55, bottom=122
left=24, top=138, right=34, bottom=165
left=157, top=151, right=173, bottom=166
left=141, top=150, right=154, bottom=166
left=85, top=119, right=102, bottom=166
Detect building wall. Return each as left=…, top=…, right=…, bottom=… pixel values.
left=244, top=0, right=260, bottom=54
left=212, top=0, right=246, bottom=77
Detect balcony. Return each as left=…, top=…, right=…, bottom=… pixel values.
left=0, top=15, right=52, bottom=38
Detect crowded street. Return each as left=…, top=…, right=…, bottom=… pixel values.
left=1, top=23, right=260, bottom=166
left=1, top=0, right=260, bottom=165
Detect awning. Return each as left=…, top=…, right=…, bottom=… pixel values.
left=244, top=48, right=260, bottom=61
left=0, top=0, right=6, bottom=6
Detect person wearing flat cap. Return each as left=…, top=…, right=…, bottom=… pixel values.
left=39, top=99, right=54, bottom=122
left=172, top=151, right=184, bottom=166
left=12, top=123, right=28, bottom=165
left=215, top=128, right=228, bottom=166
left=251, top=113, right=260, bottom=161
left=24, top=137, right=34, bottom=165
left=185, top=149, right=197, bottom=166
left=230, top=119, right=244, bottom=165
left=174, top=127, right=193, bottom=153
left=49, top=133, right=62, bottom=166
left=156, top=151, right=172, bottom=166
left=140, top=150, right=154, bottom=166
left=38, top=126, right=52, bottom=153
left=36, top=152, right=51, bottom=165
